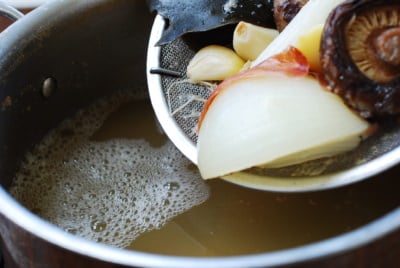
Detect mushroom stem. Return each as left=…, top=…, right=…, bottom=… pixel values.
left=373, top=27, right=400, bottom=66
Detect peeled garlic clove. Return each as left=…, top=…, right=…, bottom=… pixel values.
left=233, top=22, right=279, bottom=61
left=187, top=45, right=245, bottom=82
left=197, top=74, right=369, bottom=180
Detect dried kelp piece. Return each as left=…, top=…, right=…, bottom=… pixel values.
left=147, top=0, right=275, bottom=45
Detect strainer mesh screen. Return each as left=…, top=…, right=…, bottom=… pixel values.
left=159, top=38, right=212, bottom=143
left=158, top=38, right=400, bottom=177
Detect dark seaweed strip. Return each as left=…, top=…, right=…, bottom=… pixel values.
left=147, top=0, right=275, bottom=45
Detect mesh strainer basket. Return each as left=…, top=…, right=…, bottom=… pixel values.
left=146, top=15, right=400, bottom=192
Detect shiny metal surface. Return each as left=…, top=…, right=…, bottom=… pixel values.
left=0, top=1, right=399, bottom=267
left=0, top=0, right=23, bottom=20
left=146, top=15, right=400, bottom=193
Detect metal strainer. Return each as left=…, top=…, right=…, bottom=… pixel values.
left=146, top=15, right=400, bottom=192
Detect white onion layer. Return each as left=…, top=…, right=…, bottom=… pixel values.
left=197, top=75, right=369, bottom=179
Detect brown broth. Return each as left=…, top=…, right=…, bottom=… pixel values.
left=10, top=97, right=400, bottom=257
left=129, top=170, right=400, bottom=256
left=98, top=100, right=400, bottom=257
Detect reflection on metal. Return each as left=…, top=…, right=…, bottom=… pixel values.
left=42, top=77, right=57, bottom=99
left=0, top=1, right=24, bottom=21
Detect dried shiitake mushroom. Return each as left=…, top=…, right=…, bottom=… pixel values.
left=321, top=0, right=400, bottom=118
left=273, top=0, right=309, bottom=32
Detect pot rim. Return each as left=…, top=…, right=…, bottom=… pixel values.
left=0, top=0, right=399, bottom=267
left=6, top=0, right=45, bottom=9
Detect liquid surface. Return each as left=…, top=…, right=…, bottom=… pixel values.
left=131, top=172, right=400, bottom=256
left=10, top=95, right=209, bottom=248
left=9, top=93, right=400, bottom=257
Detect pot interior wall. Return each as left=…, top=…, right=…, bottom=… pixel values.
left=1, top=2, right=400, bottom=268
left=0, top=0, right=153, bottom=189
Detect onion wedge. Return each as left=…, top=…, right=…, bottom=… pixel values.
left=197, top=48, right=369, bottom=180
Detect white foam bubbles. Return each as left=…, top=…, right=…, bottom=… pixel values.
left=10, top=93, right=210, bottom=248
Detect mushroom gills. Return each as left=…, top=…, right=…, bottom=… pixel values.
left=321, top=0, right=400, bottom=118
left=346, top=6, right=400, bottom=83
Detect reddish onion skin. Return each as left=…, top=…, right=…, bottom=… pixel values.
left=198, top=46, right=309, bottom=129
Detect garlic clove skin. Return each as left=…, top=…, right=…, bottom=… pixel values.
left=187, top=45, right=245, bottom=82
left=233, top=22, right=279, bottom=61
left=197, top=74, right=369, bottom=180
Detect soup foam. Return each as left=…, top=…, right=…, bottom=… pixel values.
left=10, top=93, right=210, bottom=248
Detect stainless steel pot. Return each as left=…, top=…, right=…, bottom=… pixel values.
left=0, top=0, right=399, bottom=267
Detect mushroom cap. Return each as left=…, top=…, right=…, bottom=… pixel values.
left=321, top=0, right=400, bottom=118
left=273, top=0, right=309, bottom=32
